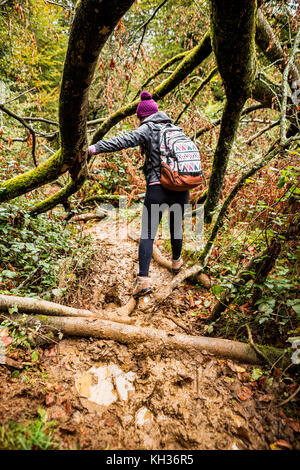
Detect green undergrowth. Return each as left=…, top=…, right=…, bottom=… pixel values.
left=0, top=408, right=60, bottom=450
left=0, top=195, right=94, bottom=300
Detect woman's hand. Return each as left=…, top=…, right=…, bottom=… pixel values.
left=88, top=145, right=96, bottom=155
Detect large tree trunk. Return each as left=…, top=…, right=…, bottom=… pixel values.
left=59, top=0, right=135, bottom=181
left=204, top=0, right=257, bottom=223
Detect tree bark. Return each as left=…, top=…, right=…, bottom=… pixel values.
left=25, top=314, right=264, bottom=364
left=0, top=294, right=135, bottom=325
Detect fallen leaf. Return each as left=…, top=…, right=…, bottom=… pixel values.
left=235, top=366, right=246, bottom=373
left=286, top=419, right=300, bottom=433
left=238, top=372, right=253, bottom=383
left=0, top=327, right=9, bottom=337
left=237, top=386, right=253, bottom=401
left=104, top=419, right=114, bottom=427
left=273, top=368, right=282, bottom=379
left=7, top=352, right=18, bottom=360
left=65, top=400, right=72, bottom=415
left=270, top=440, right=292, bottom=450
left=258, top=376, right=268, bottom=388
left=258, top=394, right=273, bottom=403
left=45, top=394, right=55, bottom=406
left=45, top=346, right=56, bottom=357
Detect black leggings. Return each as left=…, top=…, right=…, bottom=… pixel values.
left=138, top=185, right=189, bottom=277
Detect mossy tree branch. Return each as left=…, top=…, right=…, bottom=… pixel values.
left=92, top=31, right=212, bottom=144
left=29, top=32, right=212, bottom=215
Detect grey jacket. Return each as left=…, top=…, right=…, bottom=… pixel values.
left=94, top=111, right=172, bottom=185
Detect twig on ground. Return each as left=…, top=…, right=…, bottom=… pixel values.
left=246, top=324, right=272, bottom=365
left=275, top=385, right=300, bottom=408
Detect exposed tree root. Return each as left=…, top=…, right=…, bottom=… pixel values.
left=128, top=229, right=211, bottom=289
left=23, top=314, right=264, bottom=364
left=138, top=263, right=205, bottom=314
left=0, top=294, right=135, bottom=325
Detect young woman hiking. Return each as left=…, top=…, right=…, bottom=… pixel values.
left=88, top=91, right=189, bottom=298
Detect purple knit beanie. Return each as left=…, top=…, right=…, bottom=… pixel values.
left=136, top=91, right=159, bottom=119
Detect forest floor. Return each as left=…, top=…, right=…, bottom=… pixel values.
left=0, top=217, right=299, bottom=450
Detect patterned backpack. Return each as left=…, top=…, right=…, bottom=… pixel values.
left=158, top=123, right=203, bottom=191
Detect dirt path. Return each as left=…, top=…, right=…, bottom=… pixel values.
left=0, top=218, right=299, bottom=450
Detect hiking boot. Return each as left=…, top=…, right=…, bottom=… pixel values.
left=172, top=256, right=184, bottom=274
left=132, top=276, right=152, bottom=298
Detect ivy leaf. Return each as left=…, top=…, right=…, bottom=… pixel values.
left=31, top=350, right=39, bottom=362
left=277, top=176, right=286, bottom=188
left=211, top=285, right=224, bottom=296
left=2, top=270, right=17, bottom=279
left=251, top=368, right=264, bottom=381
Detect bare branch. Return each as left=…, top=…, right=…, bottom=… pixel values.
left=196, top=104, right=264, bottom=139
left=44, top=0, right=73, bottom=10
left=174, top=67, right=218, bottom=124
left=21, top=116, right=58, bottom=126
left=122, top=0, right=170, bottom=102
left=0, top=104, right=37, bottom=167
left=244, top=119, right=280, bottom=145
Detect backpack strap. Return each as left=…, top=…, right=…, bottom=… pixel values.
left=141, top=121, right=162, bottom=183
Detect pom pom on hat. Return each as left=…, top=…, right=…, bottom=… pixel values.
left=136, top=90, right=159, bottom=118
left=140, top=91, right=152, bottom=100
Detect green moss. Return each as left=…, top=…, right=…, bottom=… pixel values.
left=29, top=173, right=86, bottom=216
left=256, top=344, right=287, bottom=366
left=36, top=315, right=49, bottom=321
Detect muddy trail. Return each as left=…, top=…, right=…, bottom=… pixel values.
left=0, top=218, right=299, bottom=450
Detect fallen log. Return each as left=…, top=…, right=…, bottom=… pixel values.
left=0, top=294, right=135, bottom=325
left=24, top=314, right=265, bottom=364
left=70, top=207, right=110, bottom=222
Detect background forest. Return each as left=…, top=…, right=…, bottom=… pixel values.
left=0, top=0, right=299, bottom=451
